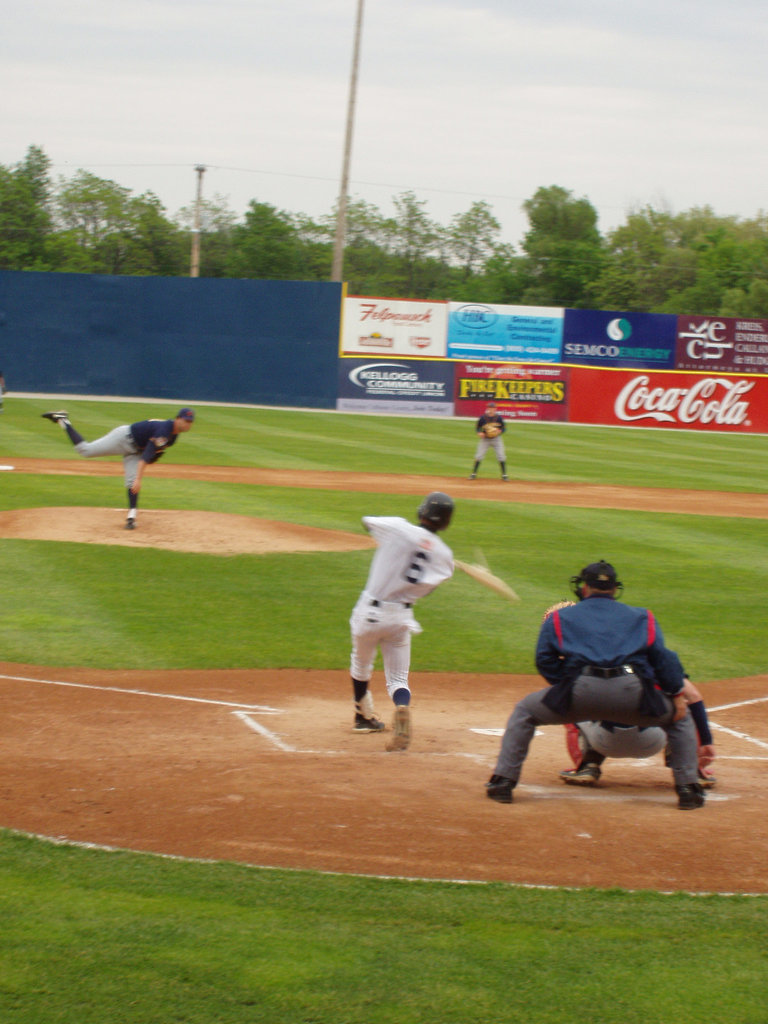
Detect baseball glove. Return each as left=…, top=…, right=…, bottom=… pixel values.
left=484, top=424, right=501, bottom=438
left=542, top=599, right=575, bottom=622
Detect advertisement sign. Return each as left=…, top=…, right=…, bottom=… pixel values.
left=446, top=302, right=563, bottom=362
left=341, top=296, right=448, bottom=358
left=675, top=315, right=768, bottom=374
left=563, top=310, right=677, bottom=369
left=336, top=358, right=454, bottom=414
left=569, top=367, right=768, bottom=433
left=453, top=363, right=570, bottom=422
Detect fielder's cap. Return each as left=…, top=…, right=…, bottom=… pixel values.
left=176, top=407, right=195, bottom=422
left=580, top=561, right=618, bottom=590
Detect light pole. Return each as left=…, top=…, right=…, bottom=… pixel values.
left=190, top=164, right=206, bottom=278
left=331, top=0, right=365, bottom=282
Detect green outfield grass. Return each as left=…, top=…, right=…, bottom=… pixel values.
left=1, top=399, right=766, bottom=677
left=1, top=397, right=767, bottom=1024
left=4, top=395, right=768, bottom=488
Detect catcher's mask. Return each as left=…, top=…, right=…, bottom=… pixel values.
left=417, top=491, right=454, bottom=531
left=570, top=560, right=623, bottom=600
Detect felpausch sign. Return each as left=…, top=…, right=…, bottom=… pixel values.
left=341, top=296, right=448, bottom=358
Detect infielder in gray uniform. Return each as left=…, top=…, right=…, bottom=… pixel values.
left=42, top=407, right=195, bottom=530
left=486, top=560, right=705, bottom=810
left=349, top=492, right=454, bottom=752
left=469, top=401, right=508, bottom=481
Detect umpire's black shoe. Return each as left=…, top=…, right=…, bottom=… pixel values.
left=486, top=774, right=515, bottom=804
left=676, top=783, right=705, bottom=810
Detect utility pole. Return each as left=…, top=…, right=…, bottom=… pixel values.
left=331, top=0, right=365, bottom=282
left=190, top=164, right=206, bottom=278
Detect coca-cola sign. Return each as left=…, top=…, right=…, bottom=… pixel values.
left=615, top=375, right=753, bottom=426
left=570, top=368, right=768, bottom=433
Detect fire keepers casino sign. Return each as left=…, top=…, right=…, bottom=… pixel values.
left=569, top=367, right=768, bottom=433
left=454, top=363, right=570, bottom=421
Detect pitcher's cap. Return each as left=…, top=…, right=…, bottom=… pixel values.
left=176, top=407, right=195, bottom=422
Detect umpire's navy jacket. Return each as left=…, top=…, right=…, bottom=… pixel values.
left=535, top=593, right=685, bottom=717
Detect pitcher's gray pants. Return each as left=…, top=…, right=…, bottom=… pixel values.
left=75, top=425, right=141, bottom=487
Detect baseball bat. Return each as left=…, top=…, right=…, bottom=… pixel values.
left=454, top=558, right=521, bottom=604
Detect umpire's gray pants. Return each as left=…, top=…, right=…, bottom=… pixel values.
left=75, top=425, right=141, bottom=487
left=494, top=672, right=699, bottom=788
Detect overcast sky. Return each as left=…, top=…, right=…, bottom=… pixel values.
left=4, top=0, right=768, bottom=246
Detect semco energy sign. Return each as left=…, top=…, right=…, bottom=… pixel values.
left=563, top=309, right=677, bottom=369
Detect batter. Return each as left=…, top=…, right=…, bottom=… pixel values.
left=349, top=492, right=454, bottom=751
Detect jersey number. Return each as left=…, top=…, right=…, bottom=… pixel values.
left=405, top=550, right=428, bottom=584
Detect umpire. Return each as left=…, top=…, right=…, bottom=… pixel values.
left=486, top=560, right=705, bottom=810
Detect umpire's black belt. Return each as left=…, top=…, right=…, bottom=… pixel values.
left=581, top=665, right=635, bottom=678
left=370, top=599, right=412, bottom=609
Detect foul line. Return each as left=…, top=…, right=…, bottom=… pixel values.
left=709, top=696, right=768, bottom=712
left=0, top=672, right=282, bottom=714
left=711, top=722, right=768, bottom=750
left=233, top=711, right=295, bottom=752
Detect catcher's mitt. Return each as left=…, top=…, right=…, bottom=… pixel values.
left=542, top=599, right=575, bottom=622
left=484, top=424, right=501, bottom=438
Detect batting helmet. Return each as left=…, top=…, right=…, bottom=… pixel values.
left=417, top=491, right=454, bottom=531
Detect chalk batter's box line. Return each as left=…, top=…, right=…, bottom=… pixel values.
left=4, top=673, right=768, bottom=756
left=0, top=673, right=282, bottom=714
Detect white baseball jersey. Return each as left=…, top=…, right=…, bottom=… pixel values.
left=360, top=516, right=454, bottom=603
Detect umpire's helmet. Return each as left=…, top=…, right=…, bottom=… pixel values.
left=417, top=491, right=454, bottom=531
left=570, top=560, right=623, bottom=599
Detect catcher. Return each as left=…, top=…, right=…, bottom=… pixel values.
left=468, top=401, right=509, bottom=481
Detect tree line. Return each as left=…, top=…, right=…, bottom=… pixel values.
left=2, top=145, right=768, bottom=316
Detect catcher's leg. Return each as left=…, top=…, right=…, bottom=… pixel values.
left=559, top=723, right=604, bottom=785
left=564, top=723, right=583, bottom=768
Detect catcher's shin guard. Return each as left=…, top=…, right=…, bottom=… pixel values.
left=565, top=723, right=584, bottom=769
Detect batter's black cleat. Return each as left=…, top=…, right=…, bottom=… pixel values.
left=676, top=783, right=706, bottom=809
left=486, top=774, right=515, bottom=803
left=560, top=764, right=601, bottom=786
left=41, top=410, right=68, bottom=423
left=354, top=712, right=384, bottom=732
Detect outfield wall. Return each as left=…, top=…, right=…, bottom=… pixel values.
left=2, top=270, right=767, bottom=433
left=0, top=270, right=343, bottom=409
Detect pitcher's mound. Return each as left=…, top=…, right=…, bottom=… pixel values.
left=0, top=507, right=376, bottom=555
